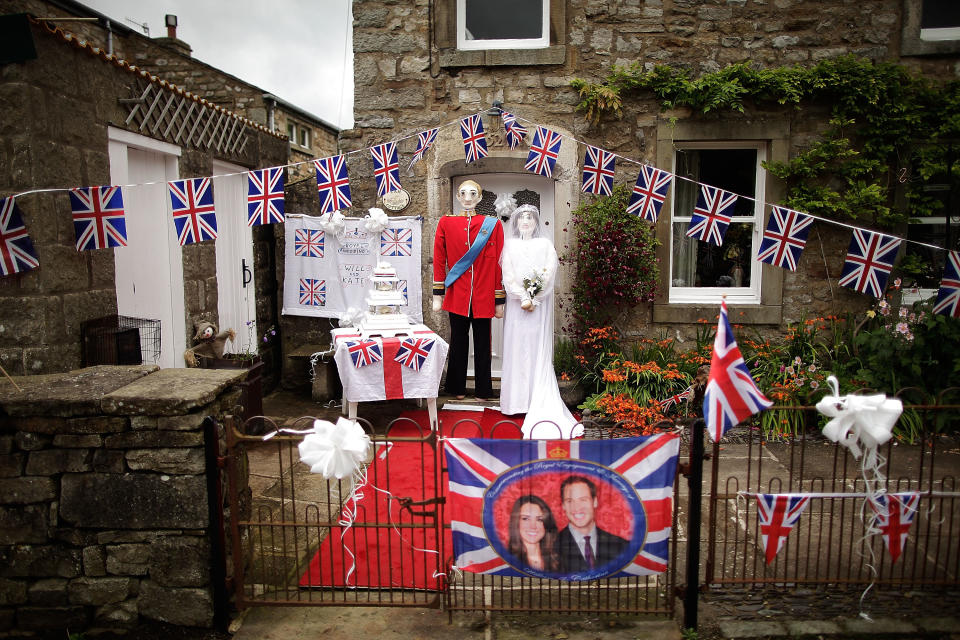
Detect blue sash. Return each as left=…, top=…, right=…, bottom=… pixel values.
left=443, top=215, right=498, bottom=288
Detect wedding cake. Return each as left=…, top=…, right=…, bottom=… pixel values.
left=358, top=262, right=411, bottom=331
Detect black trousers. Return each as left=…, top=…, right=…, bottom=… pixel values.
left=446, top=311, right=493, bottom=397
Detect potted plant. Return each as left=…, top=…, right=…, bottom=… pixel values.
left=198, top=323, right=275, bottom=419
left=554, top=337, right=586, bottom=407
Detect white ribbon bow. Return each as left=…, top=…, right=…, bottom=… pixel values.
left=363, top=207, right=390, bottom=233
left=297, top=417, right=372, bottom=479
left=816, top=376, right=903, bottom=460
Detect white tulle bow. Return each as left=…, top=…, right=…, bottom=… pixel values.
left=364, top=207, right=390, bottom=233
left=317, top=210, right=346, bottom=237
left=816, top=376, right=902, bottom=460
left=298, top=417, right=372, bottom=479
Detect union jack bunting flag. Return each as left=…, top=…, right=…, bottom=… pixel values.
left=501, top=111, right=527, bottom=150
left=346, top=339, right=383, bottom=368
left=246, top=167, right=285, bottom=226
left=314, top=155, right=352, bottom=214
left=69, top=185, right=128, bottom=251
left=703, top=301, right=772, bottom=442
left=407, top=128, right=439, bottom=171
left=380, top=227, right=413, bottom=257
left=838, top=229, right=902, bottom=298
left=933, top=251, right=960, bottom=318
left=869, top=492, right=920, bottom=563
left=294, top=229, right=324, bottom=258
left=168, top=178, right=217, bottom=246
left=581, top=146, right=616, bottom=196
left=445, top=435, right=679, bottom=580
left=626, top=166, right=672, bottom=223
left=394, top=337, right=435, bottom=371
left=299, top=278, right=326, bottom=307
left=686, top=185, right=738, bottom=247
left=0, top=197, right=39, bottom=277
left=460, top=114, right=488, bottom=163
left=370, top=142, right=401, bottom=197
left=525, top=126, right=563, bottom=178
left=756, top=206, right=812, bottom=271
left=755, top=494, right=810, bottom=565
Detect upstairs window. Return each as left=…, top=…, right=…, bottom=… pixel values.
left=920, top=0, right=960, bottom=41
left=299, top=127, right=311, bottom=148
left=457, top=0, right=549, bottom=50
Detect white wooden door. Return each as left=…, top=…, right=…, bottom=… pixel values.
left=108, top=128, right=185, bottom=369
left=454, top=173, right=556, bottom=378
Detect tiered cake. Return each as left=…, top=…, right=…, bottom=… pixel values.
left=358, top=262, right=411, bottom=332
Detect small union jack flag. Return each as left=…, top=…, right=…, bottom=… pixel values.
left=756, top=494, right=810, bottom=565
left=299, top=278, right=326, bottom=306
left=525, top=126, right=563, bottom=178
left=395, top=337, right=435, bottom=371
left=246, top=167, right=285, bottom=226
left=346, top=339, right=383, bottom=368
left=294, top=229, right=324, bottom=258
left=69, top=185, right=128, bottom=251
left=626, top=166, right=673, bottom=223
left=408, top=128, right=439, bottom=171
left=398, top=279, right=408, bottom=305
left=869, top=492, right=920, bottom=563
left=756, top=206, right=813, bottom=271
left=838, top=229, right=902, bottom=298
left=703, top=301, right=772, bottom=442
left=686, top=185, right=737, bottom=247
left=380, top=227, right=413, bottom=257
left=933, top=250, right=960, bottom=318
left=0, top=197, right=39, bottom=277
left=581, top=146, right=616, bottom=196
left=370, top=142, right=401, bottom=197
left=460, top=114, right=488, bottom=164
left=501, top=111, right=527, bottom=150
left=314, top=155, right=352, bottom=214
left=168, top=178, right=217, bottom=246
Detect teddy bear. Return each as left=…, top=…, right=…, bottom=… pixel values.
left=183, top=321, right=236, bottom=367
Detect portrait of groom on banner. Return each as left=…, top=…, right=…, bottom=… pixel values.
left=445, top=434, right=679, bottom=581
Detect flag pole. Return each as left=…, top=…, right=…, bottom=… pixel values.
left=683, top=416, right=705, bottom=632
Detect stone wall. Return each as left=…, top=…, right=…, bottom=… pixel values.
left=0, top=365, right=249, bottom=635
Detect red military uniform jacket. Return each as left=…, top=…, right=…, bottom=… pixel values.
left=433, top=213, right=506, bottom=318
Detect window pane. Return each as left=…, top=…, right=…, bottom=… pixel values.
left=672, top=222, right=753, bottom=288
left=464, top=0, right=544, bottom=41
left=922, top=0, right=960, bottom=29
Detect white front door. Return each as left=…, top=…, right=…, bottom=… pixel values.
left=454, top=173, right=556, bottom=378
left=108, top=128, right=185, bottom=369
left=213, top=161, right=257, bottom=355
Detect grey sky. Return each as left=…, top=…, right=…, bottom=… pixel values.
left=79, top=0, right=354, bottom=129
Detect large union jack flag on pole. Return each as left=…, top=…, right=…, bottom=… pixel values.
left=525, top=126, right=563, bottom=178
left=168, top=178, right=217, bottom=246
left=314, top=155, right=352, bottom=214
left=626, top=166, right=673, bottom=223
left=69, top=185, right=128, bottom=251
left=703, top=300, right=772, bottom=442
left=0, top=197, right=39, bottom=276
left=933, top=250, right=960, bottom=318
left=407, top=128, right=439, bottom=171
left=460, top=114, right=488, bottom=163
left=756, top=494, right=810, bottom=565
left=346, top=339, right=383, bottom=368
left=394, top=337, right=435, bottom=371
left=581, top=146, right=616, bottom=196
left=756, top=206, right=812, bottom=271
left=246, top=167, right=285, bottom=226
left=838, top=229, right=902, bottom=298
left=370, top=142, right=402, bottom=197
left=869, top=492, right=920, bottom=563
left=501, top=111, right=528, bottom=150
left=686, top=185, right=738, bottom=247
left=445, top=435, right=680, bottom=580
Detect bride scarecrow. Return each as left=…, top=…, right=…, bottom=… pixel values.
left=500, top=203, right=583, bottom=439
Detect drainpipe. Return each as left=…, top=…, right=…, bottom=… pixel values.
left=105, top=19, right=113, bottom=56
left=264, top=95, right=276, bottom=132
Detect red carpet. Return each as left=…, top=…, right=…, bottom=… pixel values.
left=298, top=408, right=521, bottom=590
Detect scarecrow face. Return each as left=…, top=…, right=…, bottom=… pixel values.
left=456, top=181, right=482, bottom=210
left=516, top=210, right=538, bottom=239
left=200, top=325, right=215, bottom=340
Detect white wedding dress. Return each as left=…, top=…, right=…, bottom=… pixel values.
left=500, top=237, right=584, bottom=439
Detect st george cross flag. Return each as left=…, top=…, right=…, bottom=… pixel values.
left=460, top=114, right=488, bottom=163
left=346, top=339, right=383, bottom=368
left=627, top=166, right=673, bottom=223
left=525, top=126, right=563, bottom=178
left=501, top=111, right=527, bottom=150
left=838, top=229, right=902, bottom=298
left=69, top=185, right=128, bottom=251
left=703, top=301, right=772, bottom=442
left=0, top=197, right=39, bottom=276
left=686, top=185, right=738, bottom=246
left=445, top=435, right=680, bottom=581
left=168, top=178, right=217, bottom=246
left=370, top=142, right=402, bottom=197
left=407, top=128, right=439, bottom=171
left=933, top=250, right=960, bottom=318
left=314, top=155, right=352, bottom=214
left=581, top=146, right=616, bottom=196
left=756, top=494, right=810, bottom=564
left=246, top=167, right=285, bottom=226
left=756, top=206, right=813, bottom=271
left=394, top=337, right=435, bottom=371
left=869, top=492, right=921, bottom=563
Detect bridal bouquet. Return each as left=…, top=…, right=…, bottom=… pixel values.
left=522, top=269, right=547, bottom=307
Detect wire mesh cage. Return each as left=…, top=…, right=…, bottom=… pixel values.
left=81, top=315, right=161, bottom=366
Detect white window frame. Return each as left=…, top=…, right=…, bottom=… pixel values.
left=921, top=26, right=960, bottom=41
left=456, top=0, right=549, bottom=50
left=299, top=127, right=310, bottom=148
left=668, top=141, right=766, bottom=305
